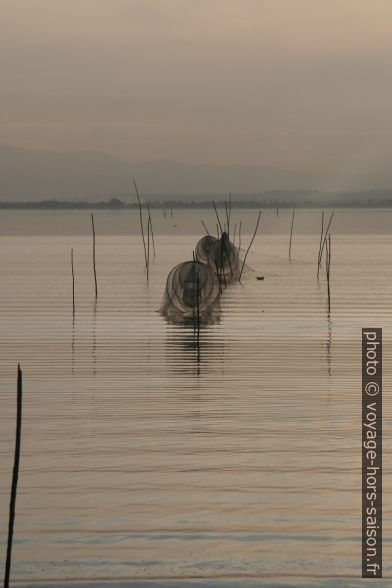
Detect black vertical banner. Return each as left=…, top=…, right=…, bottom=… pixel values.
left=362, top=328, right=382, bottom=578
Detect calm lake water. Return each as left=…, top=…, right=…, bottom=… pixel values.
left=0, top=208, right=391, bottom=587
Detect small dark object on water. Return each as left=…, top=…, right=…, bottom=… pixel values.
left=256, top=276, right=264, bottom=280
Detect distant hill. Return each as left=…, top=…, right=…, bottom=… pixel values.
left=1, top=145, right=392, bottom=203
left=0, top=145, right=323, bottom=201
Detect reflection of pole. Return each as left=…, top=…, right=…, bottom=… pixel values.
left=4, top=365, right=23, bottom=588
left=93, top=299, right=97, bottom=377
left=196, top=267, right=201, bottom=365
left=326, top=313, right=332, bottom=377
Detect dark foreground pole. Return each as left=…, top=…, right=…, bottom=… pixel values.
left=4, top=364, right=23, bottom=588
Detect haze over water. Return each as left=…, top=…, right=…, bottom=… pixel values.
left=0, top=208, right=391, bottom=587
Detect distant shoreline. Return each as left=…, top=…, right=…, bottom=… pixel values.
left=2, top=198, right=392, bottom=209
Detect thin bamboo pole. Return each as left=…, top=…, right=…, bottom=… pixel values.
left=219, top=237, right=227, bottom=288
left=212, top=201, right=223, bottom=235
left=146, top=217, right=150, bottom=281
left=201, top=220, right=210, bottom=235
left=289, top=210, right=295, bottom=260
left=91, top=214, right=98, bottom=297
left=239, top=211, right=262, bottom=282
left=326, top=233, right=331, bottom=314
left=225, top=201, right=230, bottom=238
left=317, top=210, right=325, bottom=278
left=319, top=211, right=335, bottom=264
left=196, top=265, right=200, bottom=334
left=222, top=233, right=234, bottom=278
left=71, top=248, right=75, bottom=316
left=133, top=180, right=147, bottom=269
left=145, top=199, right=156, bottom=259
left=215, top=259, right=223, bottom=294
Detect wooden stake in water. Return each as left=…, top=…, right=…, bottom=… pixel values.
left=91, top=214, right=98, bottom=298
left=133, top=180, right=147, bottom=269
left=319, top=211, right=335, bottom=268
left=239, top=211, right=262, bottom=282
left=71, top=248, right=75, bottom=317
left=317, top=210, right=325, bottom=279
left=289, top=210, right=295, bottom=260
left=146, top=216, right=150, bottom=281
left=225, top=201, right=230, bottom=238
left=145, top=199, right=156, bottom=260
left=4, top=365, right=23, bottom=588
left=201, top=220, right=210, bottom=235
left=212, top=201, right=223, bottom=235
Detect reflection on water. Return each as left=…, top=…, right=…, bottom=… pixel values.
left=166, top=325, right=203, bottom=375
left=92, top=299, right=97, bottom=376
left=326, top=314, right=332, bottom=379
left=0, top=210, right=392, bottom=586
left=165, top=322, right=225, bottom=379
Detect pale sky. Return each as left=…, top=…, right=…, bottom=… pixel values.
left=2, top=0, right=392, bottom=175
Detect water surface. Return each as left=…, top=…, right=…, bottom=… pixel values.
left=0, top=209, right=391, bottom=586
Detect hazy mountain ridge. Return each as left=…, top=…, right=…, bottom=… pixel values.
left=0, top=145, right=323, bottom=201
left=1, top=145, right=391, bottom=202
